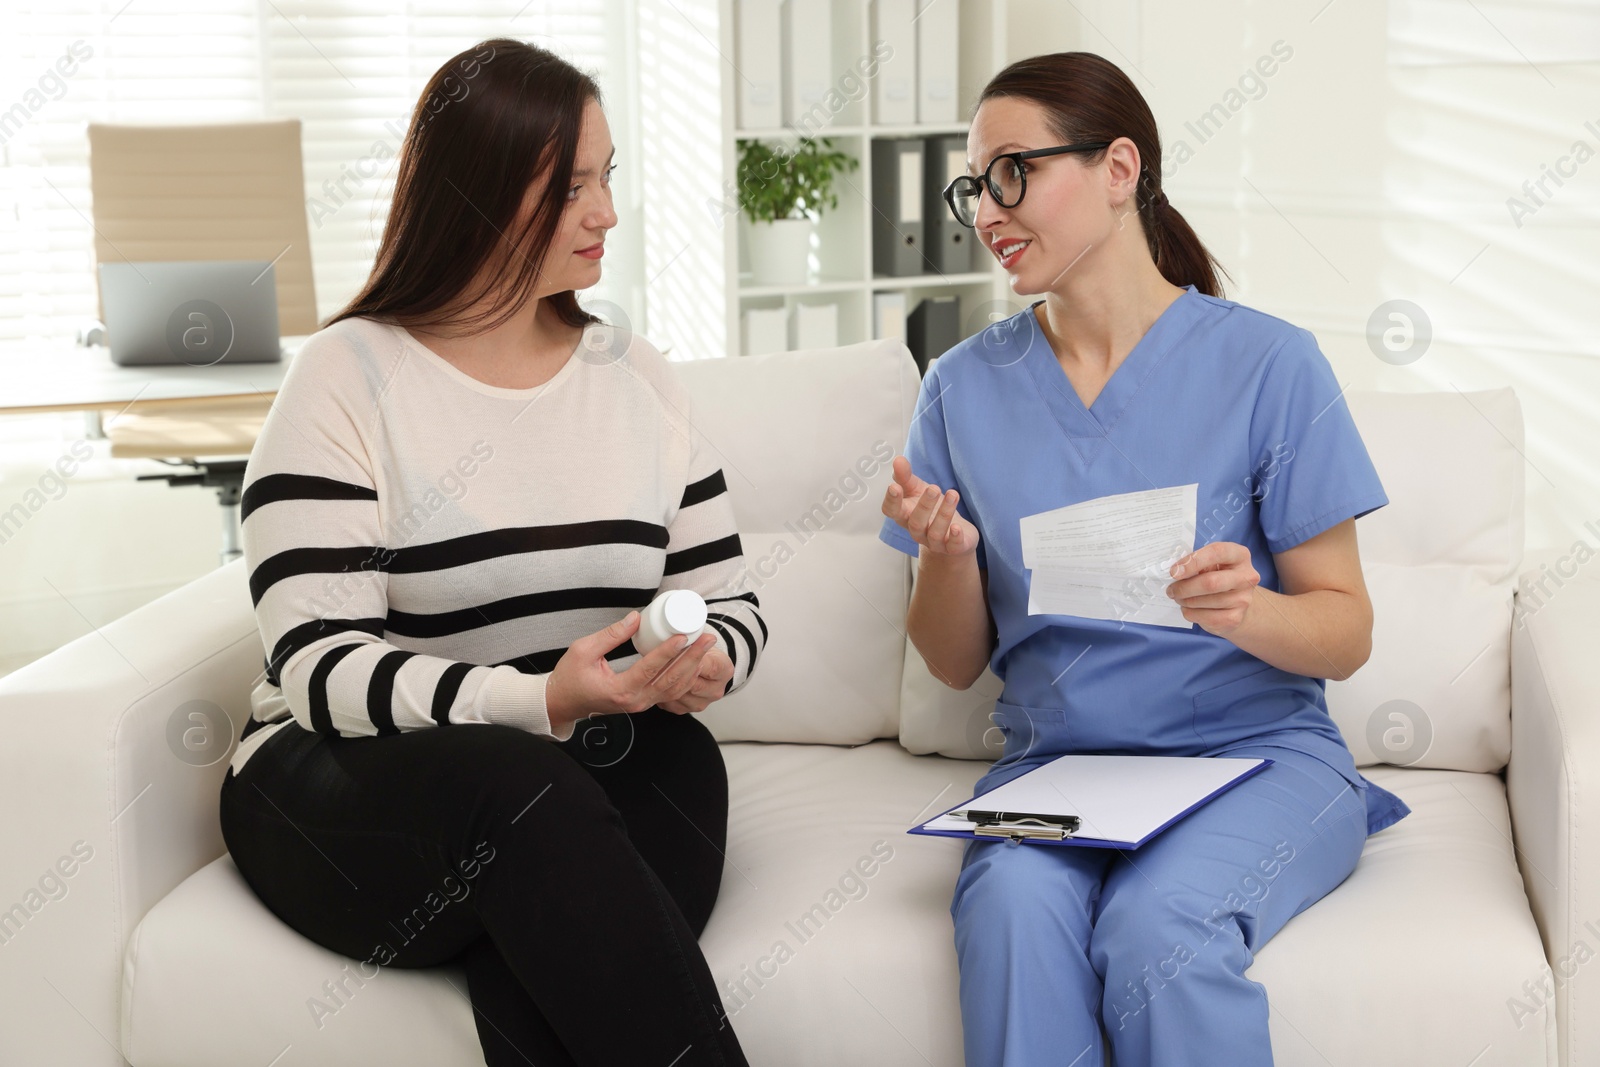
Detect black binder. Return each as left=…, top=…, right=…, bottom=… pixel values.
left=925, top=134, right=979, bottom=274
left=906, top=295, right=960, bottom=375
left=872, top=137, right=927, bottom=277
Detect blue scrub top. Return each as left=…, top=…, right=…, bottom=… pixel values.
left=878, top=285, right=1410, bottom=837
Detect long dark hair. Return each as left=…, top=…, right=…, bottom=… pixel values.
left=327, top=39, right=601, bottom=333
left=979, top=52, right=1231, bottom=298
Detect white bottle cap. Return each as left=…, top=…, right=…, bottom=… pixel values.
left=634, top=588, right=710, bottom=654
left=661, top=589, right=708, bottom=636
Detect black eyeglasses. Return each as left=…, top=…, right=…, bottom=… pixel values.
left=942, top=141, right=1113, bottom=228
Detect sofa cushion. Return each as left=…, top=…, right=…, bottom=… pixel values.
left=1324, top=389, right=1522, bottom=773
left=672, top=340, right=919, bottom=745
left=897, top=389, right=1524, bottom=775
left=120, top=859, right=483, bottom=1065
left=1326, top=561, right=1512, bottom=771
left=123, top=749, right=1548, bottom=1066
left=896, top=603, right=1007, bottom=760
left=1252, top=765, right=1551, bottom=1064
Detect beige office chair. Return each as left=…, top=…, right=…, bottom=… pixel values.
left=87, top=119, right=317, bottom=564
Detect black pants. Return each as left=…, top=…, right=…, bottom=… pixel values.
left=219, top=708, right=749, bottom=1067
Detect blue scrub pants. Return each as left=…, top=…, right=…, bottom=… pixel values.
left=950, top=746, right=1369, bottom=1067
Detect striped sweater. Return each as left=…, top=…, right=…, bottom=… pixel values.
left=230, top=316, right=768, bottom=776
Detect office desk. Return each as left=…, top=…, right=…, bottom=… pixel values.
left=0, top=340, right=298, bottom=426
left=0, top=340, right=304, bottom=562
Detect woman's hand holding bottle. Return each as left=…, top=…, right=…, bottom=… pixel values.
left=545, top=611, right=721, bottom=736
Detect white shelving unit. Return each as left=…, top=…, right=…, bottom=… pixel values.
left=636, top=0, right=1012, bottom=360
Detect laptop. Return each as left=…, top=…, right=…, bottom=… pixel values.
left=99, top=259, right=283, bottom=367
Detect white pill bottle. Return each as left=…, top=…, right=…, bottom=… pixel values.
left=633, top=589, right=709, bottom=654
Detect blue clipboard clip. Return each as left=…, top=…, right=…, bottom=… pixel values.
left=967, top=810, right=1082, bottom=842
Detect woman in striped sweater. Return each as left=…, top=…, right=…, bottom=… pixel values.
left=220, top=39, right=763, bottom=1067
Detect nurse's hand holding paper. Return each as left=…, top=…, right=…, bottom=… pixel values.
left=882, top=455, right=982, bottom=558
left=1164, top=541, right=1261, bottom=637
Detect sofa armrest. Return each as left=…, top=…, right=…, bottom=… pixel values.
left=1508, top=563, right=1600, bottom=1067
left=0, top=560, right=261, bottom=1067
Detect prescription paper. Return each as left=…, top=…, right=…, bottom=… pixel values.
left=1020, top=483, right=1198, bottom=628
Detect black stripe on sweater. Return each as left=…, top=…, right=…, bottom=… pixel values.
left=367, top=650, right=418, bottom=736
left=386, top=586, right=656, bottom=640
left=266, top=617, right=387, bottom=688
left=251, top=546, right=388, bottom=607
left=706, top=592, right=768, bottom=644
left=707, top=611, right=760, bottom=673
left=703, top=617, right=737, bottom=695
left=431, top=662, right=475, bottom=726
left=679, top=470, right=727, bottom=510
left=664, top=534, right=743, bottom=576
left=385, top=520, right=670, bottom=574
left=308, top=643, right=364, bottom=736
left=705, top=592, right=760, bottom=608
left=241, top=473, right=377, bottom=523
left=249, top=520, right=670, bottom=606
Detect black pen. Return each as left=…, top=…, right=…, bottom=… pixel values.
left=966, top=810, right=1081, bottom=832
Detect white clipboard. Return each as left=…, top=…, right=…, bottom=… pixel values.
left=910, top=754, right=1273, bottom=849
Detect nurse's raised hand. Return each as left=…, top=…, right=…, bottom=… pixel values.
left=883, top=455, right=981, bottom=558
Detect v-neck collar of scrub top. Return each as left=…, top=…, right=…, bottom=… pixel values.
left=1022, top=284, right=1201, bottom=444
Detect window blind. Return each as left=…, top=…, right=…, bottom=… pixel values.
left=0, top=0, right=639, bottom=347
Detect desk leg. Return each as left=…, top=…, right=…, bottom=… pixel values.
left=220, top=503, right=242, bottom=566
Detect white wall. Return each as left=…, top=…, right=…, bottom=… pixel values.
left=1007, top=0, right=1600, bottom=561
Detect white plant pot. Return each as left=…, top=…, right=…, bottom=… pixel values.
left=745, top=216, right=814, bottom=286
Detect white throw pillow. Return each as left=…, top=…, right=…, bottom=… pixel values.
left=673, top=340, right=920, bottom=745
left=1326, top=388, right=1522, bottom=772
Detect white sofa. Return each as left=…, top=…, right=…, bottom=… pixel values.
left=1, top=339, right=1593, bottom=1066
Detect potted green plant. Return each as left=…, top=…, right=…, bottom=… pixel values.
left=736, top=136, right=859, bottom=286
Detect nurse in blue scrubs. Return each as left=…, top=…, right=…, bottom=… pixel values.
left=877, top=52, right=1411, bottom=1067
